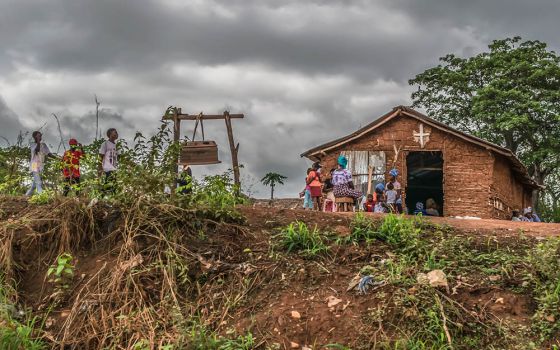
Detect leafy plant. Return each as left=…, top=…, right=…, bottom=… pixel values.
left=278, top=221, right=328, bottom=257
left=346, top=212, right=378, bottom=244
left=0, top=275, right=45, bottom=350
left=525, top=238, right=560, bottom=340
left=187, top=322, right=254, bottom=349
left=376, top=214, right=422, bottom=253
left=28, top=189, right=56, bottom=205
left=47, top=253, right=75, bottom=290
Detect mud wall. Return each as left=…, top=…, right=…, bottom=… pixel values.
left=490, top=155, right=532, bottom=219
left=316, top=114, right=498, bottom=218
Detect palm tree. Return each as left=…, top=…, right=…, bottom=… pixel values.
left=260, top=172, right=287, bottom=200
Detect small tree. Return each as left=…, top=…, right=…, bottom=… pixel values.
left=260, top=172, right=287, bottom=200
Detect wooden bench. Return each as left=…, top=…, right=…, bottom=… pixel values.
left=335, top=197, right=355, bottom=212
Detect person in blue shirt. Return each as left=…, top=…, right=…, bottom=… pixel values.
left=413, top=202, right=428, bottom=216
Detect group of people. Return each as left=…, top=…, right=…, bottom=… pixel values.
left=511, top=207, right=541, bottom=222
left=301, top=154, right=412, bottom=214
left=25, top=128, right=120, bottom=197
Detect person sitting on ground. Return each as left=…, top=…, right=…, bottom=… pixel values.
left=425, top=198, right=440, bottom=216
left=385, top=182, right=397, bottom=213
left=413, top=202, right=428, bottom=216
left=388, top=169, right=403, bottom=213
left=332, top=155, right=362, bottom=201
left=373, top=183, right=386, bottom=213
left=26, top=131, right=58, bottom=196
left=307, top=162, right=323, bottom=211
left=177, top=165, right=193, bottom=195
left=363, top=193, right=375, bottom=212
left=62, top=138, right=84, bottom=196
left=527, top=207, right=541, bottom=222
left=521, top=208, right=533, bottom=222
left=511, top=210, right=521, bottom=221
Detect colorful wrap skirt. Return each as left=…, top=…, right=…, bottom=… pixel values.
left=333, top=183, right=362, bottom=199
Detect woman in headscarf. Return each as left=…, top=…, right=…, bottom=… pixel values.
left=332, top=155, right=362, bottom=200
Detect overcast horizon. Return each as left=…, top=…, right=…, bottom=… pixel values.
left=1, top=0, right=559, bottom=198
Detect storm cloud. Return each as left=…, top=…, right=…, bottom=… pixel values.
left=1, top=0, right=559, bottom=196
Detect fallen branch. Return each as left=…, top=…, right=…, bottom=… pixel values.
left=435, top=294, right=453, bottom=350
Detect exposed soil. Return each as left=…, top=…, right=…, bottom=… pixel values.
left=1, top=197, right=559, bottom=349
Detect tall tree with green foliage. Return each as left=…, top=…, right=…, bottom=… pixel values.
left=260, top=172, right=287, bottom=200
left=409, top=37, right=560, bottom=207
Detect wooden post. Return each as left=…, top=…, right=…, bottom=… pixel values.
left=367, top=166, right=373, bottom=195
left=172, top=108, right=181, bottom=193
left=224, top=111, right=241, bottom=189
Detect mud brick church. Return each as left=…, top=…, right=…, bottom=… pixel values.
left=301, top=106, right=540, bottom=219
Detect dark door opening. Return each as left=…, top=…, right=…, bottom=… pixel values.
left=406, top=151, right=444, bottom=216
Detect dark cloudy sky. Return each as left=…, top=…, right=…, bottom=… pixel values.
left=1, top=0, right=559, bottom=197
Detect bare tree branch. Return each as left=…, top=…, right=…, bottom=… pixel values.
left=0, top=135, right=10, bottom=146
left=52, top=113, right=66, bottom=153
left=95, top=94, right=101, bottom=141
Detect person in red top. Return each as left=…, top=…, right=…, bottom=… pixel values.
left=363, top=193, right=375, bottom=212
left=306, top=162, right=323, bottom=210
left=62, top=138, right=84, bottom=196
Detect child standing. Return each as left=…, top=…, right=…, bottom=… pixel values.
left=385, top=182, right=397, bottom=213
left=26, top=131, right=57, bottom=196
left=62, top=139, right=84, bottom=196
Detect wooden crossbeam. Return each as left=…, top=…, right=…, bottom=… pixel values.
left=162, top=113, right=244, bottom=121
left=162, top=108, right=244, bottom=191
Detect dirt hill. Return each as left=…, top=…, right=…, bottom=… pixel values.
left=1, top=196, right=559, bottom=349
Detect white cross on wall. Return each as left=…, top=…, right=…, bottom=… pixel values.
left=413, top=123, right=430, bottom=148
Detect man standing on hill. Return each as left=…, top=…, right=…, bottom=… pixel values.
left=62, top=138, right=84, bottom=196
left=98, top=128, right=119, bottom=195
left=26, top=131, right=58, bottom=196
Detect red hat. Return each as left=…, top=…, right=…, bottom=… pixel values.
left=69, top=138, right=78, bottom=146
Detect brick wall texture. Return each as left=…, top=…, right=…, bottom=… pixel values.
left=316, top=114, right=532, bottom=219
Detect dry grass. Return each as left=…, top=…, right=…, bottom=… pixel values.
left=0, top=196, right=258, bottom=349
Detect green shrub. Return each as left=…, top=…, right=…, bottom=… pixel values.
left=347, top=212, right=377, bottom=243
left=376, top=214, right=422, bottom=253
left=47, top=253, right=75, bottom=290
left=0, top=276, right=45, bottom=350
left=28, top=190, right=56, bottom=205
left=278, top=221, right=328, bottom=257
left=525, top=238, right=560, bottom=340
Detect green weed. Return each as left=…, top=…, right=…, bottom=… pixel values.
left=28, top=190, right=56, bottom=205
left=0, top=276, right=46, bottom=350
left=525, top=238, right=560, bottom=340
left=278, top=221, right=328, bottom=257
left=347, top=212, right=378, bottom=243
left=47, top=253, right=75, bottom=290
left=186, top=322, right=254, bottom=349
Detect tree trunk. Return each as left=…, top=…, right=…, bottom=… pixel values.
left=532, top=169, right=546, bottom=212
left=270, top=184, right=275, bottom=200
